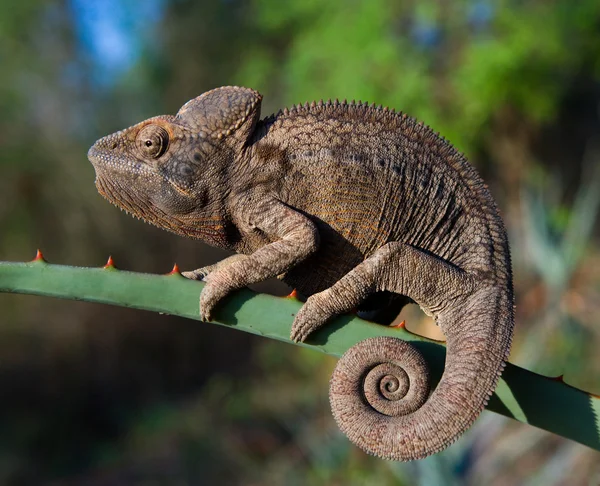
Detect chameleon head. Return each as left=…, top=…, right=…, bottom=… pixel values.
left=88, top=116, right=198, bottom=222
left=87, top=86, right=263, bottom=235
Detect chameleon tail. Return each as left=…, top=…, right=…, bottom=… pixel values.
left=329, top=285, right=513, bottom=460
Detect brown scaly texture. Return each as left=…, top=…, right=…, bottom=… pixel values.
left=88, top=86, right=514, bottom=460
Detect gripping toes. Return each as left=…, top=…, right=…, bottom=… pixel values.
left=183, top=255, right=249, bottom=282
left=290, top=271, right=373, bottom=342
left=182, top=267, right=211, bottom=281
left=198, top=275, right=234, bottom=321
left=291, top=293, right=335, bottom=342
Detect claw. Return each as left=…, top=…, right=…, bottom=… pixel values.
left=182, top=269, right=209, bottom=281
left=290, top=296, right=331, bottom=343
left=199, top=303, right=212, bottom=322
left=199, top=291, right=213, bottom=322
left=290, top=326, right=307, bottom=343
left=199, top=308, right=211, bottom=322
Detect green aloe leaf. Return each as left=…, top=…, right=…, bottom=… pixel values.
left=0, top=257, right=598, bottom=452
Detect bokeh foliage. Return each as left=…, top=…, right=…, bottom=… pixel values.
left=0, top=0, right=599, bottom=484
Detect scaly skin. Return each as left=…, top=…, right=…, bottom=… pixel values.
left=88, top=86, right=514, bottom=460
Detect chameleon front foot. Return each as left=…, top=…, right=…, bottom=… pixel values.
left=197, top=274, right=237, bottom=321
left=184, top=255, right=252, bottom=320
left=182, top=267, right=227, bottom=320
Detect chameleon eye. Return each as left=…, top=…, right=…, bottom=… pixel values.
left=136, top=125, right=169, bottom=158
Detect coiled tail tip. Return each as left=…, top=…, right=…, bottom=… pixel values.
left=329, top=336, right=432, bottom=461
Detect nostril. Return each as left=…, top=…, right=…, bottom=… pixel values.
left=110, top=141, right=117, bottom=149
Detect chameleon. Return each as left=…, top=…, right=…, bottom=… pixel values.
left=87, top=86, right=514, bottom=460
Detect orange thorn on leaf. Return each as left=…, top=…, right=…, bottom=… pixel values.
left=167, top=263, right=181, bottom=275
left=391, top=320, right=406, bottom=329
left=551, top=374, right=565, bottom=383
left=33, top=249, right=47, bottom=262
left=104, top=256, right=116, bottom=269
left=287, top=289, right=299, bottom=299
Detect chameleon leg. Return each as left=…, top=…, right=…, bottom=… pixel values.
left=290, top=241, right=472, bottom=342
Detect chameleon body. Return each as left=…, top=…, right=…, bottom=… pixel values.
left=88, top=86, right=514, bottom=460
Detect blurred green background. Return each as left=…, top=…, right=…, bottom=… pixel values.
left=1, top=0, right=600, bottom=484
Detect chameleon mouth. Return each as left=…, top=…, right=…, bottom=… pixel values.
left=94, top=174, right=148, bottom=220
left=87, top=144, right=103, bottom=169
left=93, top=173, right=178, bottom=235
left=87, top=134, right=120, bottom=168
